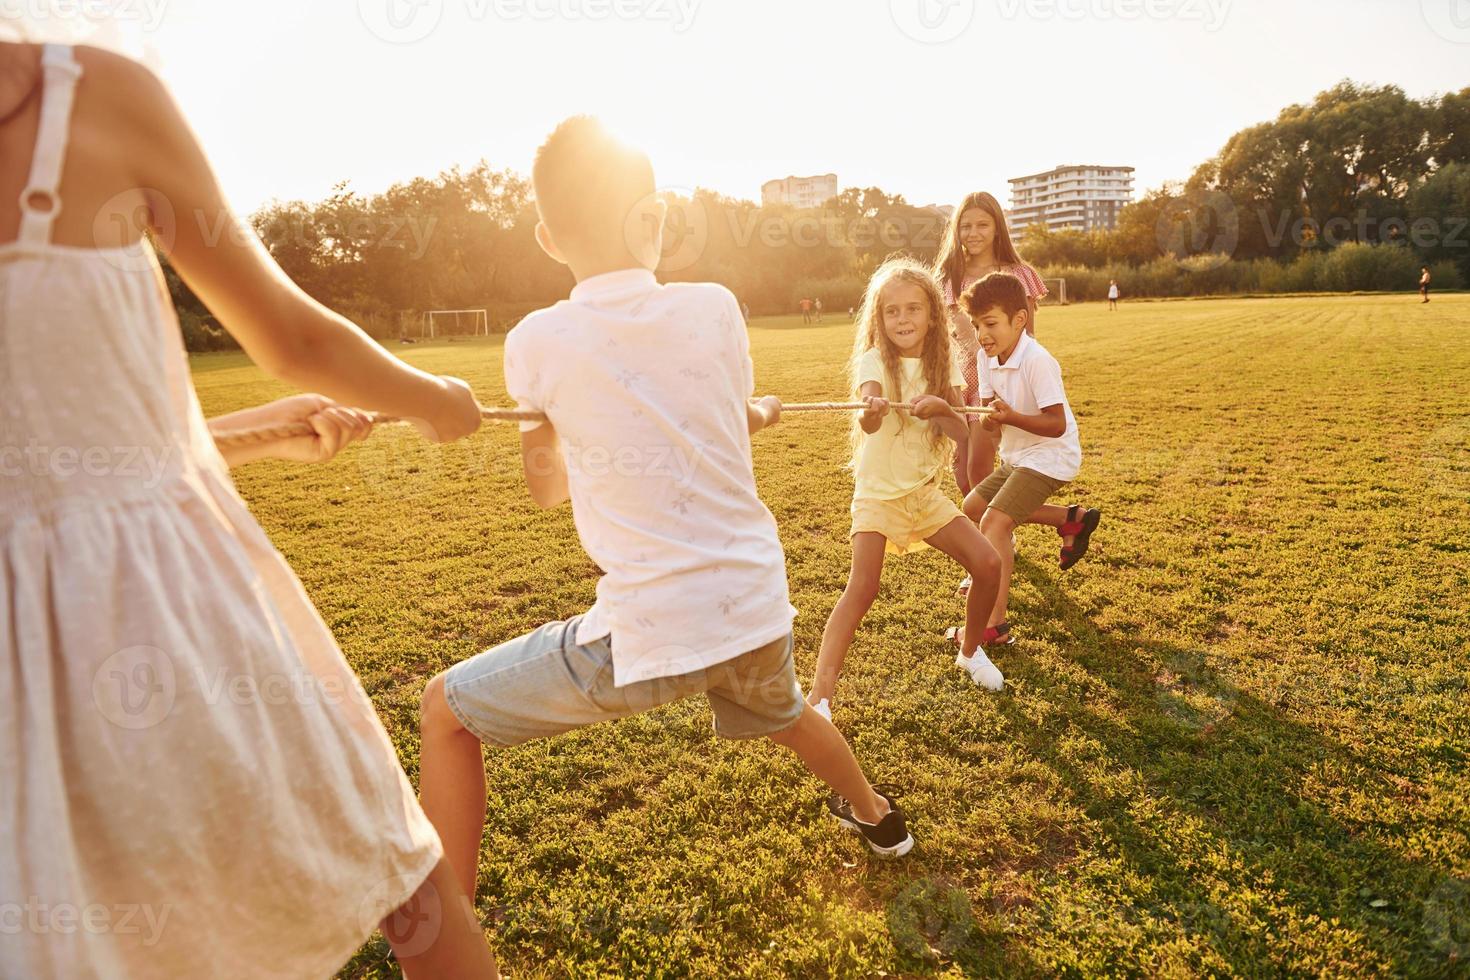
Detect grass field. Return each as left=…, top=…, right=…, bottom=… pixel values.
left=194, top=294, right=1470, bottom=979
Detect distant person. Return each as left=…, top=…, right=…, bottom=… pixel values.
left=1420, top=266, right=1431, bottom=304
left=814, top=297, right=824, bottom=322
left=1108, top=279, right=1120, bottom=311
left=800, top=296, right=813, bottom=323
left=742, top=300, right=751, bottom=322
left=849, top=305, right=856, bottom=321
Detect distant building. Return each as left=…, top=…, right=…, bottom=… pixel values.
left=1007, top=165, right=1135, bottom=235
left=761, top=173, right=839, bottom=209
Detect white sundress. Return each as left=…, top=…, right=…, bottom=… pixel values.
left=0, top=45, right=444, bottom=978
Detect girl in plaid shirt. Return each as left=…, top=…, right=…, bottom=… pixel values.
left=933, top=191, right=1048, bottom=495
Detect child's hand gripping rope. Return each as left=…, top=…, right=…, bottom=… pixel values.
left=984, top=395, right=1013, bottom=429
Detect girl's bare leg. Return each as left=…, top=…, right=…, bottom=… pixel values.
left=967, top=421, right=997, bottom=488
left=952, top=432, right=973, bottom=497
left=808, top=532, right=887, bottom=705
left=977, top=510, right=1017, bottom=628
left=925, top=517, right=1002, bottom=654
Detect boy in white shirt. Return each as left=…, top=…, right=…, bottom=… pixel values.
left=956, top=273, right=1101, bottom=647
left=418, top=118, right=914, bottom=909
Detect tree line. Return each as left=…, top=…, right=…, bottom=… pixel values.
left=169, top=79, right=1469, bottom=350
left=1022, top=82, right=1470, bottom=296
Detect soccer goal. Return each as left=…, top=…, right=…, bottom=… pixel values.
left=1039, top=279, right=1068, bottom=306
left=423, top=309, right=489, bottom=339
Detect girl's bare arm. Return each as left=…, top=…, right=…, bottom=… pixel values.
left=103, top=51, right=479, bottom=443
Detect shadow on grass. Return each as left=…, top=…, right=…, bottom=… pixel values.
left=987, top=555, right=1461, bottom=977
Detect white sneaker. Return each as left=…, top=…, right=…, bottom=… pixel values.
left=811, top=698, right=832, bottom=721
left=955, top=649, right=1004, bottom=691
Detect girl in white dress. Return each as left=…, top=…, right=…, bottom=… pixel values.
left=0, top=41, right=497, bottom=978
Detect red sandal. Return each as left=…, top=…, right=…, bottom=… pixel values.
left=943, top=623, right=1014, bottom=648
left=1058, top=506, right=1101, bottom=570
left=982, top=622, right=1014, bottom=646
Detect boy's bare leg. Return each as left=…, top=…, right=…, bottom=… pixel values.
left=925, top=517, right=1002, bottom=652
left=420, top=673, right=489, bottom=903
left=766, top=705, right=888, bottom=825
left=808, top=532, right=887, bottom=706
left=386, top=858, right=499, bottom=979
left=1027, top=502, right=1079, bottom=549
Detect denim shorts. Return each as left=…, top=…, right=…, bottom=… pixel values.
left=443, top=616, right=805, bottom=747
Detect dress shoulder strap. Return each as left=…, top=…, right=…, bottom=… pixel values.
left=17, top=44, right=83, bottom=247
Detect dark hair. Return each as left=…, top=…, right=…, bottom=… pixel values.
left=933, top=191, right=1025, bottom=301
left=532, top=115, right=655, bottom=252
left=960, top=271, right=1029, bottom=320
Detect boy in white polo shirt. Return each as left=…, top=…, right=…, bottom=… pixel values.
left=955, top=273, right=1100, bottom=648
left=418, top=118, right=914, bottom=908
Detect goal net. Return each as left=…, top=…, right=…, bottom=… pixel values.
left=1038, top=279, right=1068, bottom=306
left=424, top=309, right=489, bottom=338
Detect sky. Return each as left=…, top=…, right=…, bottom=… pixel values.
left=7, top=0, right=1469, bottom=214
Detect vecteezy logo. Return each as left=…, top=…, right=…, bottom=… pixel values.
left=1424, top=878, right=1470, bottom=960
left=1155, top=189, right=1239, bottom=270
left=360, top=874, right=443, bottom=958
left=92, top=646, right=176, bottom=730
left=1422, top=0, right=1470, bottom=42
left=358, top=0, right=445, bottom=43
left=93, top=188, right=170, bottom=275
left=624, top=187, right=710, bottom=275
left=1421, top=420, right=1470, bottom=501
left=890, top=0, right=975, bottom=43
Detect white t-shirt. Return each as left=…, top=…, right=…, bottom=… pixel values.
left=977, top=332, right=1082, bottom=482
left=1108, top=283, right=1119, bottom=299
left=503, top=269, right=796, bottom=687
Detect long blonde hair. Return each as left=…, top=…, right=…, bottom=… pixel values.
left=849, top=256, right=954, bottom=459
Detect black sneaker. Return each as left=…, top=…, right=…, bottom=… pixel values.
left=827, top=786, right=914, bottom=858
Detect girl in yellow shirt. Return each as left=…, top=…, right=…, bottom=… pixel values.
left=807, top=259, right=1006, bottom=720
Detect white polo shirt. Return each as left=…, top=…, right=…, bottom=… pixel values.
left=977, top=332, right=1082, bottom=482
left=503, top=269, right=796, bottom=687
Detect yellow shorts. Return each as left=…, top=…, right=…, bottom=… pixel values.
left=850, top=481, right=964, bottom=555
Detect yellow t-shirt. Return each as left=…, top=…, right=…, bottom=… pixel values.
left=852, top=347, right=963, bottom=500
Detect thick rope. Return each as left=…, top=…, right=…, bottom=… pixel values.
left=211, top=401, right=993, bottom=449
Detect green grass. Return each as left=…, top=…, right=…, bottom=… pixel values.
left=195, top=295, right=1470, bottom=978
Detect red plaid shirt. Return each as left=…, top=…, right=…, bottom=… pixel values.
left=945, top=264, right=1047, bottom=405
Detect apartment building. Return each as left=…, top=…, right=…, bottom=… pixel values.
left=1008, top=165, right=1135, bottom=234
left=761, top=173, right=839, bottom=209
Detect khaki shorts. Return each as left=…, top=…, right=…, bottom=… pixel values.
left=970, top=462, right=1067, bottom=525
left=444, top=616, right=804, bottom=746
left=851, top=480, right=964, bottom=555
